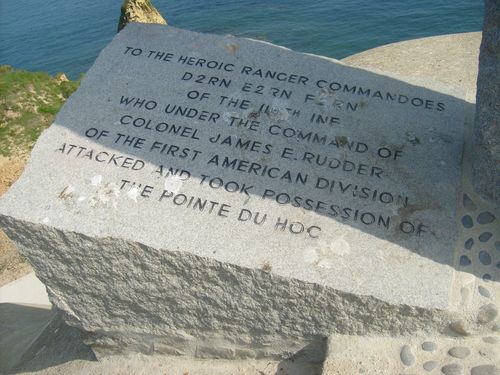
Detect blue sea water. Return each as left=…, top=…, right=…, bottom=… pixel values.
left=0, top=0, right=484, bottom=79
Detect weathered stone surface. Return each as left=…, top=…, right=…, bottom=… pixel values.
left=0, top=25, right=472, bottom=356
left=117, top=0, right=166, bottom=32
left=473, top=0, right=500, bottom=204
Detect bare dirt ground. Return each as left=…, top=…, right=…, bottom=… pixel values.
left=0, top=155, right=32, bottom=286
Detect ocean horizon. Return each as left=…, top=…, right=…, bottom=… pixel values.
left=0, top=0, right=484, bottom=80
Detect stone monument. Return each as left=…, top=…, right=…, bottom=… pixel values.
left=473, top=0, right=500, bottom=205
left=0, top=24, right=498, bottom=373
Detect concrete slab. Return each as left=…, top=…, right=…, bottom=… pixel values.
left=342, top=32, right=481, bottom=102
left=322, top=333, right=499, bottom=375
left=0, top=272, right=50, bottom=306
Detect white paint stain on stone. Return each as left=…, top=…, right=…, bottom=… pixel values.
left=268, top=100, right=290, bottom=121
left=317, top=257, right=335, bottom=269
left=89, top=183, right=120, bottom=208
left=330, top=237, right=351, bottom=256
left=164, top=176, right=183, bottom=194
left=221, top=111, right=241, bottom=124
left=303, top=247, right=320, bottom=264
left=126, top=186, right=140, bottom=203
left=304, top=237, right=351, bottom=269
left=90, top=175, right=102, bottom=186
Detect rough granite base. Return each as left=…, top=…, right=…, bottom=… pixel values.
left=0, top=217, right=455, bottom=360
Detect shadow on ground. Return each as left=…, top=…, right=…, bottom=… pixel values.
left=275, top=339, right=327, bottom=375
left=1, top=302, right=327, bottom=374
left=0, top=303, right=96, bottom=374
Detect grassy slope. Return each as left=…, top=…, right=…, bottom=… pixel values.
left=0, top=65, right=80, bottom=285
left=0, top=65, right=80, bottom=157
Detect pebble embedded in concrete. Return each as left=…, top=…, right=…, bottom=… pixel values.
left=478, top=286, right=491, bottom=298
left=465, top=238, right=474, bottom=250
left=442, top=363, right=463, bottom=375
left=400, top=345, right=415, bottom=366
left=482, top=336, right=500, bottom=344
left=424, top=361, right=439, bottom=371
left=477, top=212, right=495, bottom=225
left=479, top=232, right=493, bottom=242
left=448, top=346, right=471, bottom=359
left=470, top=365, right=500, bottom=375
left=422, top=341, right=438, bottom=351
left=478, top=251, right=492, bottom=266
left=449, top=321, right=470, bottom=336
left=460, top=256, right=472, bottom=266
left=462, top=215, right=474, bottom=228
left=477, top=304, right=499, bottom=324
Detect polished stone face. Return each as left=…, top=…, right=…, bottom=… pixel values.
left=0, top=24, right=470, bottom=311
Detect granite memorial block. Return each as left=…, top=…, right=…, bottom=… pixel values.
left=0, top=24, right=492, bottom=358
left=473, top=0, right=500, bottom=205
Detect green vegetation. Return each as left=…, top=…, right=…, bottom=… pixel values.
left=0, top=65, right=81, bottom=157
